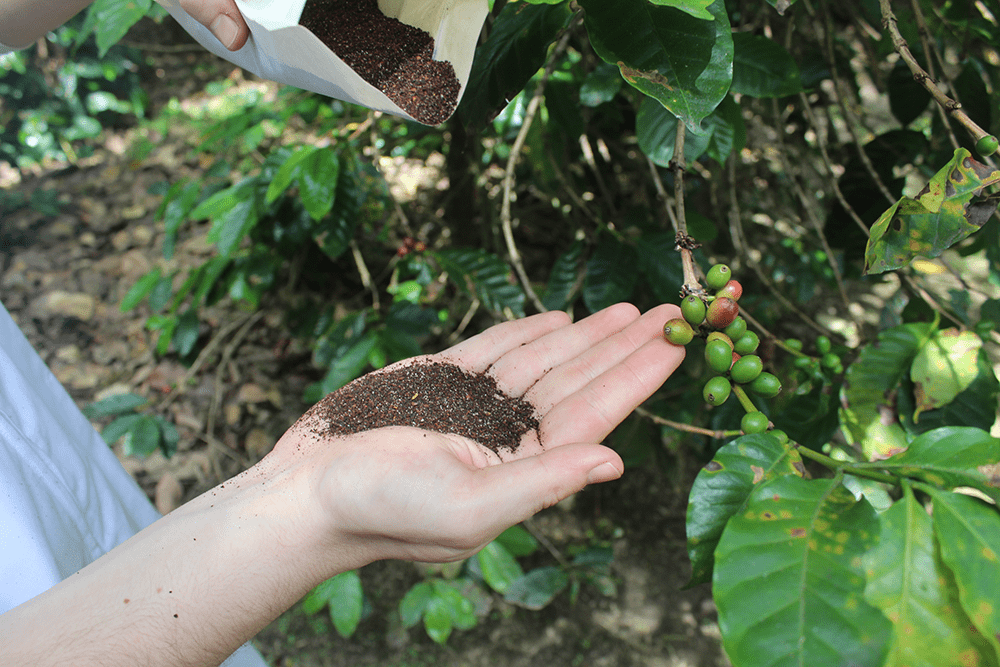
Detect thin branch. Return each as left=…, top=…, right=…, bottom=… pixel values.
left=500, top=27, right=576, bottom=313
left=350, top=239, right=380, bottom=312
left=908, top=0, right=962, bottom=151
left=635, top=406, right=737, bottom=439
left=879, top=0, right=991, bottom=144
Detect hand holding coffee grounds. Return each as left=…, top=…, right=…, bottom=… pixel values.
left=299, top=0, right=461, bottom=125
left=301, top=360, right=540, bottom=455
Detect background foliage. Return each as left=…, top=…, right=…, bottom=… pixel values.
left=4, top=0, right=1000, bottom=663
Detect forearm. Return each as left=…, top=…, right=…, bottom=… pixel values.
left=0, top=453, right=346, bottom=667
left=0, top=0, right=94, bottom=48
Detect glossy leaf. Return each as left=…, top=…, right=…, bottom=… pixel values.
left=855, top=427, right=1000, bottom=504
left=583, top=234, right=639, bottom=313
left=458, top=2, right=573, bottom=127
left=863, top=486, right=994, bottom=667
left=928, top=488, right=1000, bottom=659
left=83, top=392, right=148, bottom=418
left=542, top=240, right=583, bottom=312
left=399, top=581, right=433, bottom=628
left=730, top=33, right=802, bottom=98
left=909, top=328, right=981, bottom=421
left=477, top=541, right=524, bottom=594
left=686, top=433, right=804, bottom=586
left=898, top=349, right=1000, bottom=436
left=504, top=566, right=569, bottom=610
left=120, top=268, right=162, bottom=312
left=434, top=248, right=526, bottom=318
left=302, top=570, right=364, bottom=638
left=98, top=413, right=143, bottom=445
left=865, top=149, right=1000, bottom=274
left=299, top=148, right=339, bottom=222
left=121, top=414, right=163, bottom=458
left=90, top=0, right=152, bottom=56
left=494, top=524, right=539, bottom=557
left=840, top=322, right=933, bottom=460
left=647, top=0, right=714, bottom=20
left=714, top=476, right=891, bottom=667
left=579, top=0, right=733, bottom=131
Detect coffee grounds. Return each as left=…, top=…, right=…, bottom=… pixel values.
left=303, top=360, right=539, bottom=454
left=299, top=0, right=461, bottom=125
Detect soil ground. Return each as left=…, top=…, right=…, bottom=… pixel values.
left=0, top=21, right=729, bottom=667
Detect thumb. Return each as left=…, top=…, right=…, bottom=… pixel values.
left=179, top=0, right=250, bottom=50
left=472, top=444, right=624, bottom=531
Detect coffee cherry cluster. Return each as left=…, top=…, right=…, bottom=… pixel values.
left=663, top=263, right=782, bottom=437
left=785, top=334, right=844, bottom=386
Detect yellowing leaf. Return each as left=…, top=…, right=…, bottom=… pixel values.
left=864, top=149, right=1000, bottom=275
left=910, top=329, right=982, bottom=422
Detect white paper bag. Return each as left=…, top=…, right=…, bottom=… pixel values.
left=155, top=0, right=487, bottom=125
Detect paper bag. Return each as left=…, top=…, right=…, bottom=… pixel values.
left=155, top=0, right=487, bottom=125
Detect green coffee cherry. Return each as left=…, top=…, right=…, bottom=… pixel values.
left=705, top=339, right=735, bottom=374
left=821, top=352, right=840, bottom=370
left=705, top=264, right=731, bottom=290
left=741, top=411, right=769, bottom=435
left=734, top=331, right=760, bottom=355
left=723, top=316, right=747, bottom=341
left=681, top=295, right=707, bottom=326
left=785, top=338, right=803, bottom=352
left=730, top=354, right=764, bottom=384
left=706, top=331, right=734, bottom=349
left=663, top=318, right=695, bottom=345
left=703, top=376, right=732, bottom=406
left=793, top=356, right=814, bottom=370
left=816, top=335, right=831, bottom=355
left=749, top=372, right=782, bottom=398
left=769, top=429, right=788, bottom=444
left=706, top=297, right=739, bottom=329
left=976, top=134, right=999, bottom=157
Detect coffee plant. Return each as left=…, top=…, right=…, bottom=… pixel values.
left=30, top=0, right=1000, bottom=660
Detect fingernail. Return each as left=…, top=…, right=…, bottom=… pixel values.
left=587, top=462, right=622, bottom=485
left=210, top=14, right=240, bottom=50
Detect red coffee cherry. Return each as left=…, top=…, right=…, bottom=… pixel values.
left=716, top=279, right=743, bottom=301
left=706, top=297, right=739, bottom=329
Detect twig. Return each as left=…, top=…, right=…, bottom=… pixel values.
left=205, top=310, right=266, bottom=442
left=908, top=0, right=962, bottom=152
left=500, top=27, right=576, bottom=314
left=447, top=298, right=480, bottom=344
left=667, top=121, right=705, bottom=295
left=879, top=0, right=991, bottom=144
left=635, top=406, right=738, bottom=439
left=350, top=239, right=380, bottom=312
left=579, top=134, right=617, bottom=217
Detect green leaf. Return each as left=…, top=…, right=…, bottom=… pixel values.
left=324, top=571, right=364, bottom=637
left=583, top=234, right=639, bottom=313
left=156, top=416, right=179, bottom=458
left=863, top=486, right=995, bottom=667
left=774, top=381, right=841, bottom=452
left=636, top=96, right=713, bottom=166
left=840, top=322, right=934, bottom=460
left=431, top=580, right=477, bottom=631
left=265, top=146, right=316, bottom=204
left=476, top=541, right=524, bottom=594
left=686, top=433, right=804, bottom=586
left=579, top=61, right=624, bottom=107
left=172, top=309, right=200, bottom=357
left=458, top=2, right=573, bottom=127
left=208, top=197, right=258, bottom=258
left=636, top=230, right=685, bottom=303
left=854, top=427, right=1000, bottom=504
left=865, top=149, right=1000, bottom=274
left=305, top=331, right=378, bottom=401
left=121, top=414, right=163, bottom=458
left=579, top=0, right=733, bottom=131
left=83, top=392, right=148, bottom=419
left=704, top=94, right=746, bottom=164
left=730, top=33, right=802, bottom=98
left=542, top=240, right=583, bottom=311
left=313, top=155, right=363, bottom=261
left=898, top=349, right=1000, bottom=435
left=99, top=413, right=144, bottom=446
left=504, top=566, right=569, bottom=610
left=299, top=148, right=340, bottom=221
left=423, top=594, right=454, bottom=644
left=90, top=0, right=152, bottom=56
left=647, top=0, right=714, bottom=20
left=494, top=524, right=539, bottom=557
left=909, top=328, right=981, bottom=421
left=399, top=581, right=433, bottom=628
left=928, top=488, right=1000, bottom=659
left=120, top=268, right=162, bottom=312
left=434, top=248, right=526, bottom=318
left=714, top=476, right=891, bottom=667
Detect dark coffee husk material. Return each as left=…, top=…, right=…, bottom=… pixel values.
left=299, top=0, right=461, bottom=125
left=302, top=360, right=540, bottom=454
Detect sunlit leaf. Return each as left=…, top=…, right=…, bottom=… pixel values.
left=686, top=433, right=804, bottom=586
left=863, top=486, right=995, bottom=667
left=927, top=488, right=1000, bottom=659
left=714, top=476, right=891, bottom=667
left=909, top=328, right=981, bottom=421
left=477, top=541, right=524, bottom=594
left=646, top=0, right=714, bottom=20
left=840, top=322, right=934, bottom=460
left=865, top=149, right=1000, bottom=274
